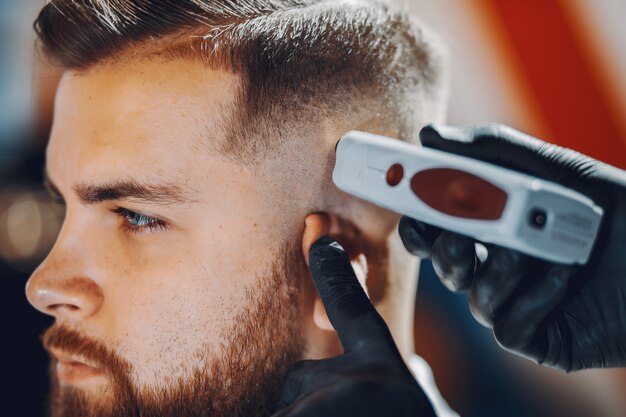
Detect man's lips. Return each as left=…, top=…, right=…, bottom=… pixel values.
left=51, top=349, right=104, bottom=384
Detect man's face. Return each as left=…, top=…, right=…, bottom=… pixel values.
left=26, top=59, right=316, bottom=416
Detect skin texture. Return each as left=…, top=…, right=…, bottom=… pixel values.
left=25, top=58, right=410, bottom=415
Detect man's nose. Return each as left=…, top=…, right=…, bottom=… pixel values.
left=26, top=259, right=104, bottom=321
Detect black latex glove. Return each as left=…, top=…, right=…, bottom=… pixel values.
left=272, top=236, right=436, bottom=417
left=400, top=123, right=626, bottom=372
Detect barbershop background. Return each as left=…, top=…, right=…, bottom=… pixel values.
left=2, top=1, right=625, bottom=416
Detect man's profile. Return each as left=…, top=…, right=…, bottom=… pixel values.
left=26, top=1, right=449, bottom=416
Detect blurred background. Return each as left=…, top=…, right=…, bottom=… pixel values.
left=1, top=0, right=625, bottom=416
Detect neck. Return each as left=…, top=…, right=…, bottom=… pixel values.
left=375, top=231, right=420, bottom=361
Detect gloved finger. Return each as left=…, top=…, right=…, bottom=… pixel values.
left=430, top=231, right=476, bottom=291
left=279, top=357, right=345, bottom=406
left=308, top=236, right=395, bottom=353
left=419, top=123, right=584, bottom=187
left=272, top=385, right=338, bottom=417
left=398, top=216, right=442, bottom=258
left=274, top=381, right=392, bottom=417
left=492, top=265, right=575, bottom=359
left=467, top=247, right=528, bottom=327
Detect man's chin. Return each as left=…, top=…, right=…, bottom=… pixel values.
left=55, top=382, right=119, bottom=414
left=51, top=385, right=121, bottom=417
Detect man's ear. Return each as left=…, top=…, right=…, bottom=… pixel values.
left=302, top=213, right=331, bottom=267
left=302, top=212, right=369, bottom=333
left=302, top=213, right=334, bottom=332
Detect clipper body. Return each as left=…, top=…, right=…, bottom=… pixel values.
left=333, top=131, right=603, bottom=265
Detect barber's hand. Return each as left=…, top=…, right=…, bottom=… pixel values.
left=273, top=236, right=436, bottom=417
left=399, top=123, right=626, bottom=372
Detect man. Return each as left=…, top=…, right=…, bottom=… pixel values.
left=26, top=0, right=454, bottom=416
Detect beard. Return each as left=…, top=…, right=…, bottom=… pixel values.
left=42, top=239, right=305, bottom=417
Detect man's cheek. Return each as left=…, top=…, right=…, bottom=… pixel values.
left=106, top=275, right=240, bottom=386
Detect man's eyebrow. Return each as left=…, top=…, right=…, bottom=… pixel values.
left=44, top=170, right=195, bottom=206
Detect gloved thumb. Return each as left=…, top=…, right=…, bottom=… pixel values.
left=419, top=123, right=592, bottom=189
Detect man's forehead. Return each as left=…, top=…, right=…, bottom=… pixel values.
left=48, top=59, right=243, bottom=181
left=52, top=58, right=240, bottom=153
left=45, top=132, right=202, bottom=197
left=59, top=58, right=240, bottom=101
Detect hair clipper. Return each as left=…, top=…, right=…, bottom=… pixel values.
left=333, top=131, right=603, bottom=265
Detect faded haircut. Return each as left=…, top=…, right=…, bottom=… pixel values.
left=35, top=0, right=448, bottom=164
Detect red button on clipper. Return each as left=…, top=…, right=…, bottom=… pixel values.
left=386, top=163, right=404, bottom=186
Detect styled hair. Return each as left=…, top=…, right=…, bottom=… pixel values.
left=35, top=0, right=448, bottom=163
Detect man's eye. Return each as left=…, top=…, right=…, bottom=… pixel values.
left=112, top=208, right=167, bottom=234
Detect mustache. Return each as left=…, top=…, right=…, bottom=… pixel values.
left=42, top=325, right=133, bottom=387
